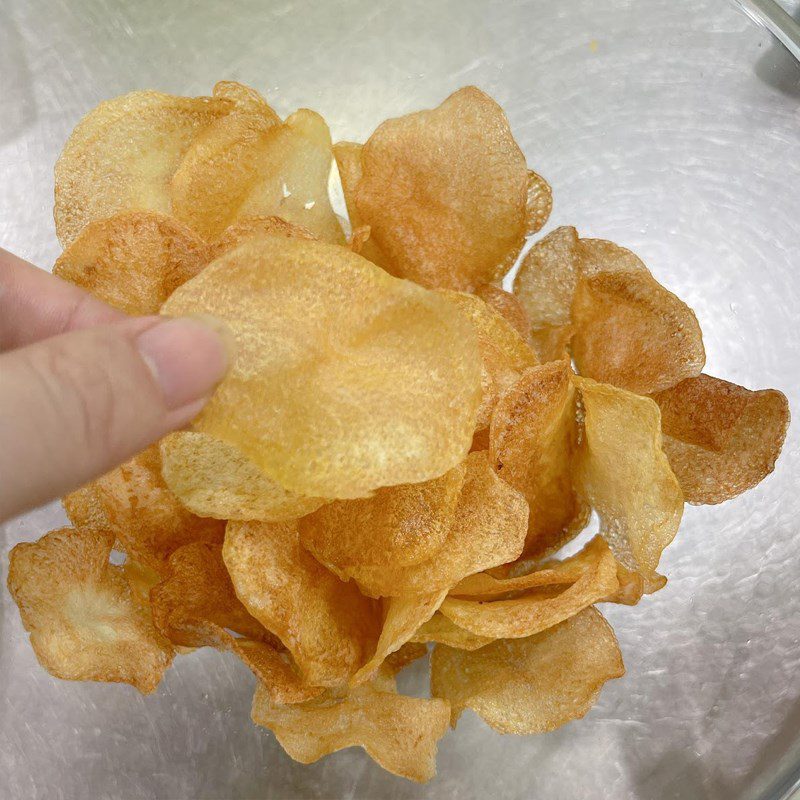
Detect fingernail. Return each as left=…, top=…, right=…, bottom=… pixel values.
left=136, top=317, right=231, bottom=410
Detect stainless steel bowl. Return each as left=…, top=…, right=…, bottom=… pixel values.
left=2, top=1, right=799, bottom=797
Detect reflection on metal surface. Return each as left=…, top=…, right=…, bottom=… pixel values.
left=2, top=1, right=800, bottom=799
left=735, top=0, right=800, bottom=62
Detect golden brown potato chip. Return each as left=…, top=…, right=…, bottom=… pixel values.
left=63, top=483, right=113, bottom=535
left=473, top=284, right=531, bottom=341
left=572, top=269, right=705, bottom=395
left=525, top=170, right=553, bottom=235
left=55, top=90, right=230, bottom=247
left=351, top=452, right=528, bottom=597
left=162, top=236, right=481, bottom=499
left=85, top=444, right=224, bottom=574
left=411, top=614, right=495, bottom=651
left=431, top=606, right=623, bottom=732
left=490, top=362, right=587, bottom=558
left=122, top=559, right=161, bottom=607
left=172, top=105, right=343, bottom=243
left=602, top=564, right=667, bottom=606
left=251, top=675, right=450, bottom=782
left=54, top=211, right=209, bottom=315
left=7, top=527, right=173, bottom=693
left=651, top=374, right=789, bottom=504
left=212, top=80, right=280, bottom=122
left=333, top=142, right=389, bottom=268
left=574, top=377, right=684, bottom=577
left=353, top=591, right=447, bottom=684
left=355, top=87, right=529, bottom=290
left=383, top=642, right=429, bottom=675
left=529, top=324, right=573, bottom=363
left=207, top=215, right=315, bottom=261
left=347, top=224, right=372, bottom=254
left=438, top=536, right=618, bottom=638
left=224, top=520, right=381, bottom=686
left=439, top=291, right=537, bottom=430
left=299, top=462, right=465, bottom=572
left=160, top=432, right=325, bottom=522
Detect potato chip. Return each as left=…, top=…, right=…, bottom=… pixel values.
left=84, top=444, right=224, bottom=574
left=206, top=215, right=315, bottom=261
left=439, top=291, right=538, bottom=430
left=530, top=324, right=573, bottom=363
left=353, top=590, right=447, bottom=684
left=224, top=520, right=381, bottom=686
left=351, top=452, right=528, bottom=597
left=347, top=224, right=372, bottom=255
left=212, top=80, right=280, bottom=123
left=54, top=211, right=209, bottom=315
left=333, top=142, right=389, bottom=268
left=54, top=90, right=230, bottom=247
left=411, top=614, right=494, bottom=651
left=172, top=104, right=343, bottom=243
left=651, top=374, right=789, bottom=504
left=355, top=87, right=529, bottom=290
left=525, top=170, right=553, bottom=235
left=602, top=564, right=667, bottom=606
left=574, top=377, right=683, bottom=577
left=161, top=236, right=482, bottom=498
left=160, top=432, right=324, bottom=522
left=63, top=483, right=113, bottom=535
left=299, top=462, right=465, bottom=572
left=7, top=527, right=173, bottom=693
left=122, top=559, right=161, bottom=607
left=251, top=675, right=450, bottom=782
left=383, top=642, right=429, bottom=675
left=490, top=362, right=587, bottom=558
left=438, top=536, right=618, bottom=638
left=431, top=606, right=623, bottom=732
left=473, top=284, right=531, bottom=341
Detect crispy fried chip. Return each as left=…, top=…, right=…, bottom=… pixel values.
left=172, top=103, right=343, bottom=243
left=473, top=284, right=531, bottom=341
left=299, top=462, right=465, bottom=572
left=411, top=613, right=495, bottom=651
left=82, top=444, right=224, bottom=574
left=150, top=540, right=318, bottom=703
left=54, top=211, right=209, bottom=314
left=353, top=591, right=447, bottom=684
left=351, top=452, right=528, bottom=597
left=251, top=675, right=450, bottom=782
left=572, top=269, right=705, bottom=394
left=212, top=80, right=280, bottom=122
left=574, top=377, right=684, bottom=577
left=7, top=527, right=173, bottom=693
left=333, top=142, right=389, bottom=268
left=431, top=606, right=623, bottom=732
left=490, top=362, right=587, bottom=558
left=651, top=374, right=789, bottom=504
left=207, top=215, right=315, bottom=261
left=63, top=483, right=113, bottom=535
left=161, top=236, right=481, bottom=498
left=54, top=90, right=230, bottom=247
left=355, top=87, right=529, bottom=290
left=530, top=324, right=573, bottom=363
left=440, top=291, right=537, bottom=430
left=160, top=432, right=324, bottom=522
left=438, top=536, right=619, bottom=638
left=383, top=642, right=429, bottom=675
left=224, top=520, right=381, bottom=686
left=525, top=170, right=553, bottom=235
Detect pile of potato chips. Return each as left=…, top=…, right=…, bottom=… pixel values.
left=8, top=83, right=789, bottom=783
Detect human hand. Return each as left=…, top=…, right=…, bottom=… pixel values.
left=0, top=247, right=228, bottom=521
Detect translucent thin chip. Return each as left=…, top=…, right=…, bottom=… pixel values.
left=212, top=80, right=280, bottom=122
left=355, top=86, right=529, bottom=290
left=438, top=536, right=619, bottom=638
left=160, top=432, right=324, bottom=522
left=572, top=269, right=705, bottom=395
left=63, top=483, right=113, bottom=535
left=348, top=451, right=528, bottom=597
left=54, top=211, right=209, bottom=315
left=54, top=90, right=230, bottom=247
left=431, top=606, right=624, bottom=732
left=530, top=324, right=573, bottom=364
left=473, top=284, right=531, bottom=341
left=162, top=236, right=482, bottom=499
left=251, top=675, right=450, bottom=783
left=525, top=170, right=553, bottom=235
left=574, top=377, right=684, bottom=577
left=490, top=362, right=587, bottom=558
left=207, top=215, right=315, bottom=261
left=172, top=105, right=343, bottom=243
left=223, top=520, right=381, bottom=686
left=651, top=374, right=789, bottom=504
left=411, top=614, right=495, bottom=651
left=7, top=527, right=173, bottom=693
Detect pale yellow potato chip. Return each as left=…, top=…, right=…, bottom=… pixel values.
left=525, top=170, right=553, bottom=235
left=212, top=80, right=280, bottom=122
left=207, top=214, right=315, bottom=261
left=411, top=614, right=495, bottom=651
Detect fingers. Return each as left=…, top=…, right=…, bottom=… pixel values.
left=0, top=315, right=229, bottom=521
left=0, top=247, right=123, bottom=350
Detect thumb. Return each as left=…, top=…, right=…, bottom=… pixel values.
left=0, top=315, right=229, bottom=521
